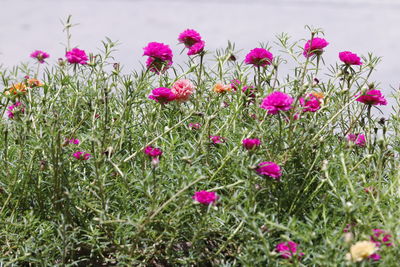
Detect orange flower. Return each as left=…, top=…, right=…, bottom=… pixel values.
left=311, top=92, right=324, bottom=100
left=213, top=83, right=231, bottom=93
left=7, top=83, right=27, bottom=95
left=27, top=78, right=44, bottom=87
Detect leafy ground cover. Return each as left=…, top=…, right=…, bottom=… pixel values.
left=1, top=20, right=399, bottom=266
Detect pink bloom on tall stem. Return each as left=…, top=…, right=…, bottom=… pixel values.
left=73, top=151, right=91, bottom=160
left=143, top=42, right=173, bottom=73
left=30, top=50, right=50, bottom=63
left=66, top=48, right=88, bottom=65
left=171, top=79, right=195, bottom=102
left=347, top=134, right=366, bottom=147
left=260, top=92, right=293, bottom=115
left=242, top=138, right=261, bottom=150
left=339, top=51, right=362, bottom=65
left=256, top=161, right=282, bottom=180
left=192, top=190, right=219, bottom=205
left=245, top=48, right=273, bottom=67
left=300, top=94, right=321, bottom=113
left=148, top=87, right=176, bottom=104
left=355, top=90, right=387, bottom=106
left=303, top=37, right=329, bottom=57
left=370, top=229, right=392, bottom=247
left=144, top=146, right=163, bottom=158
left=210, top=135, right=225, bottom=144
left=275, top=241, right=304, bottom=259
left=178, top=29, right=203, bottom=48
left=187, top=41, right=205, bottom=56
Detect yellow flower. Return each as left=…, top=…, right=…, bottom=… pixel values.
left=346, top=241, right=377, bottom=262
left=213, top=83, right=231, bottom=93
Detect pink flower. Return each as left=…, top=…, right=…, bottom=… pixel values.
left=187, top=41, right=205, bottom=56
left=148, top=87, right=176, bottom=104
left=144, top=146, right=163, bottom=158
left=256, top=161, right=282, bottom=180
left=339, top=51, right=362, bottom=65
left=347, top=134, right=366, bottom=147
left=171, top=79, right=195, bottom=102
left=30, top=50, right=50, bottom=63
left=275, top=241, right=304, bottom=259
left=7, top=102, right=24, bottom=119
left=242, top=138, right=261, bottom=150
left=368, top=253, right=381, bottom=261
left=370, top=229, right=392, bottom=247
left=188, top=123, right=202, bottom=130
left=73, top=151, right=91, bottom=160
left=231, top=79, right=256, bottom=100
left=260, top=92, right=293, bottom=115
left=178, top=29, right=203, bottom=48
left=300, top=94, right=321, bottom=113
left=143, top=42, right=173, bottom=74
left=245, top=48, right=273, bottom=67
left=192, top=190, right=219, bottom=205
left=210, top=135, right=225, bottom=144
left=65, top=48, right=88, bottom=65
left=67, top=138, right=80, bottom=145
left=355, top=89, right=387, bottom=106
left=303, top=37, right=329, bottom=57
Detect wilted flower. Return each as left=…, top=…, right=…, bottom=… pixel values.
left=355, top=89, right=387, bottom=106
left=210, top=135, right=225, bottom=144
left=73, top=151, right=91, bottom=160
left=300, top=94, right=321, bottom=112
left=188, top=123, right=201, bottom=130
left=148, top=87, right=176, bottom=104
left=242, top=138, right=261, bottom=150
left=346, top=241, right=377, bottom=262
left=303, top=37, right=329, bottom=57
left=339, top=51, right=362, bottom=65
left=347, top=134, right=366, bottom=147
left=66, top=48, right=88, bottom=65
left=144, top=146, right=163, bottom=158
left=30, top=50, right=50, bottom=63
left=213, top=83, right=232, bottom=94
left=275, top=241, right=304, bottom=259
left=143, top=42, right=173, bottom=74
left=171, top=79, right=195, bottom=102
left=245, top=48, right=273, bottom=67
left=192, top=190, right=219, bottom=205
left=370, top=229, right=392, bottom=247
left=256, top=161, right=282, bottom=180
left=260, top=92, right=293, bottom=115
left=27, top=78, right=44, bottom=87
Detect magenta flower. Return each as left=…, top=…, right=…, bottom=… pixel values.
left=171, top=79, right=195, bottom=102
left=143, top=42, right=173, bottom=74
left=178, top=29, right=203, bottom=48
left=67, top=138, right=80, bottom=145
left=370, top=229, right=392, bottom=247
left=347, top=134, right=366, bottom=147
left=192, top=190, right=219, bottom=205
left=73, top=151, right=91, bottom=160
left=65, top=48, right=88, bottom=65
left=30, top=50, right=50, bottom=63
left=144, top=146, right=163, bottom=158
left=210, top=135, right=225, bottom=144
left=188, top=123, right=202, bottom=130
left=275, top=241, right=304, bottom=259
left=245, top=48, right=273, bottom=67
left=7, top=102, right=24, bottom=119
left=231, top=79, right=256, bottom=100
left=242, top=138, right=261, bottom=150
left=300, top=94, right=321, bottom=113
left=355, top=89, right=387, bottom=106
left=187, top=41, right=205, bottom=56
left=303, top=37, right=329, bottom=57
left=256, top=161, right=282, bottom=180
left=368, top=253, right=381, bottom=261
left=260, top=92, right=293, bottom=115
left=148, top=87, right=176, bottom=104
left=339, top=51, right=362, bottom=65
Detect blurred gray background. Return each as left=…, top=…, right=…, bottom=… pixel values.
left=1, top=0, right=399, bottom=114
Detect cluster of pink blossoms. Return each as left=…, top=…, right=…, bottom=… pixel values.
left=143, top=42, right=173, bottom=74
left=178, top=29, right=205, bottom=56
left=347, top=134, right=366, bottom=147
left=366, top=229, right=392, bottom=261
left=210, top=135, right=225, bottom=144
left=66, top=48, right=88, bottom=65
left=73, top=151, right=91, bottom=160
left=188, top=122, right=201, bottom=130
left=245, top=48, right=274, bottom=67
left=7, top=102, right=24, bottom=119
left=66, top=138, right=80, bottom=145
left=192, top=190, right=219, bottom=205
left=275, top=241, right=304, bottom=259
left=242, top=138, right=261, bottom=150
left=30, top=50, right=50, bottom=63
